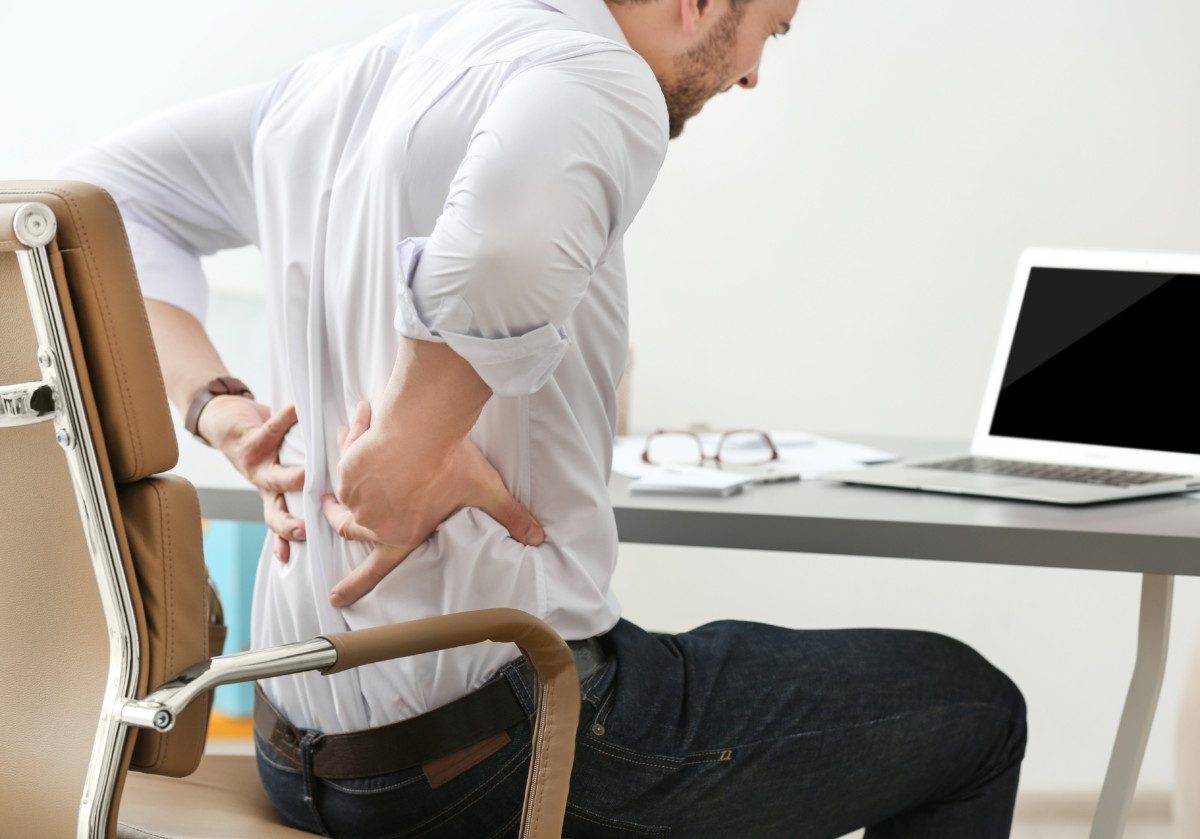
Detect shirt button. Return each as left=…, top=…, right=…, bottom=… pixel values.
left=591, top=723, right=605, bottom=737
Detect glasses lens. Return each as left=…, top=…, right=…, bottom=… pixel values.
left=644, top=433, right=704, bottom=466
left=717, top=431, right=776, bottom=466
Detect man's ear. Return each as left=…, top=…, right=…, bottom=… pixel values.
left=678, top=0, right=706, bottom=37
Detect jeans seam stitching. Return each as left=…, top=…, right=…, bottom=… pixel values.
left=581, top=740, right=680, bottom=770
left=404, top=742, right=533, bottom=837
left=257, top=746, right=303, bottom=775
left=593, top=685, right=617, bottom=727
left=299, top=731, right=333, bottom=837
left=566, top=802, right=669, bottom=834
left=580, top=661, right=608, bottom=702
left=585, top=736, right=727, bottom=767
left=508, top=666, right=535, bottom=715
left=718, top=701, right=1012, bottom=753
left=485, top=809, right=520, bottom=839
left=586, top=701, right=1011, bottom=768
left=323, top=771, right=427, bottom=795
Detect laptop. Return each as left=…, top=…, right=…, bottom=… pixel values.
left=827, top=248, right=1200, bottom=504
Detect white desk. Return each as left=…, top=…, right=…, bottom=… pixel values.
left=176, top=432, right=1200, bottom=839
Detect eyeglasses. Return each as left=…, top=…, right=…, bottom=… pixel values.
left=641, top=429, right=780, bottom=468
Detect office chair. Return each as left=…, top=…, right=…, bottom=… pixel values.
left=0, top=181, right=579, bottom=838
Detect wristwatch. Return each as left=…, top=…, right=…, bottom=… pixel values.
left=184, top=376, right=254, bottom=446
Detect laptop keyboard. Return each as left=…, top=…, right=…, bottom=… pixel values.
left=918, top=456, right=1188, bottom=488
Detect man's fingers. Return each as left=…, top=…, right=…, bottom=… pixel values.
left=241, top=404, right=301, bottom=487
left=260, top=403, right=300, bottom=441
left=320, top=493, right=380, bottom=542
left=329, top=542, right=412, bottom=608
left=485, top=492, right=545, bottom=547
left=244, top=404, right=299, bottom=459
left=262, top=492, right=304, bottom=537
left=354, top=398, right=372, bottom=427
left=461, top=442, right=545, bottom=546
left=252, top=463, right=306, bottom=494
left=342, top=400, right=372, bottom=450
left=336, top=401, right=370, bottom=455
left=261, top=492, right=305, bottom=564
left=263, top=493, right=306, bottom=539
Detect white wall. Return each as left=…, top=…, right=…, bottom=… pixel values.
left=4, top=0, right=1200, bottom=796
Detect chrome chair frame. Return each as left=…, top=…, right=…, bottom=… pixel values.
left=6, top=202, right=576, bottom=839
left=7, top=202, right=143, bottom=838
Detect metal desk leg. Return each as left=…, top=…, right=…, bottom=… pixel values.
left=1089, top=573, right=1174, bottom=839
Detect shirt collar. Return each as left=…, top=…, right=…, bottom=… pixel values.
left=539, top=0, right=631, bottom=48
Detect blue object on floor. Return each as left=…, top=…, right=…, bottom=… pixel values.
left=203, top=520, right=265, bottom=718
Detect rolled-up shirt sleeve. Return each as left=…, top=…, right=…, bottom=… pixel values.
left=56, top=82, right=269, bottom=323
left=394, top=52, right=668, bottom=397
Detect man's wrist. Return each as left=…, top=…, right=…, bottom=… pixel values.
left=184, top=375, right=254, bottom=446
left=195, top=395, right=260, bottom=449
left=375, top=397, right=471, bottom=458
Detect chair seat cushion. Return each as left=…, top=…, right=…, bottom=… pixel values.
left=121, top=475, right=212, bottom=778
left=118, top=752, right=311, bottom=838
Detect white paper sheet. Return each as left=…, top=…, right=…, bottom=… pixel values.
left=613, top=432, right=895, bottom=488
left=629, top=466, right=754, bottom=497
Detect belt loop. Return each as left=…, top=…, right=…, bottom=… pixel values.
left=273, top=718, right=296, bottom=749
left=298, top=730, right=332, bottom=837
left=504, top=658, right=537, bottom=718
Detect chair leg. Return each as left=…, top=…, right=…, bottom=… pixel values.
left=1089, top=573, right=1173, bottom=839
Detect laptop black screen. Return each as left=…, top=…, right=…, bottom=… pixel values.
left=989, top=266, right=1200, bottom=454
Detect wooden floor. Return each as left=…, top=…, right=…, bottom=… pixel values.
left=844, top=824, right=1171, bottom=839
left=843, top=821, right=1172, bottom=839
left=1015, top=826, right=1171, bottom=839
left=838, top=791, right=1175, bottom=839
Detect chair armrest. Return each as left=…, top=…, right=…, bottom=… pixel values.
left=321, top=609, right=579, bottom=839
left=119, top=608, right=578, bottom=839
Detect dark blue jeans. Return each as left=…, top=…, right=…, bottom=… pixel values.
left=256, top=619, right=1026, bottom=838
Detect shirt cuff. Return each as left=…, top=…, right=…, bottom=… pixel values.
left=123, top=219, right=210, bottom=323
left=393, top=237, right=571, bottom=397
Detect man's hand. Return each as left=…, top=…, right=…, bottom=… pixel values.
left=320, top=400, right=545, bottom=608
left=141, top=300, right=307, bottom=562
left=199, top=396, right=306, bottom=562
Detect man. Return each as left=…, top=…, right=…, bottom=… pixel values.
left=61, top=0, right=1027, bottom=834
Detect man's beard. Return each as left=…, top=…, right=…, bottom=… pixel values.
left=657, top=4, right=745, bottom=139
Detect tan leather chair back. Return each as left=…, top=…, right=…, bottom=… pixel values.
left=0, top=182, right=213, bottom=837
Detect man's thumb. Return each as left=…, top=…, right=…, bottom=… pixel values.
left=487, top=493, right=545, bottom=547
left=342, top=400, right=372, bottom=451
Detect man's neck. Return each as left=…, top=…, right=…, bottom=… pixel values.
left=605, top=1, right=675, bottom=78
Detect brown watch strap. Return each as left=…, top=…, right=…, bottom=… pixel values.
left=184, top=376, right=254, bottom=446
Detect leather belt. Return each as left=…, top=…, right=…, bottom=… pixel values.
left=254, top=637, right=605, bottom=781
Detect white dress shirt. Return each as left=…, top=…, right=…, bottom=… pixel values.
left=59, top=0, right=667, bottom=732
